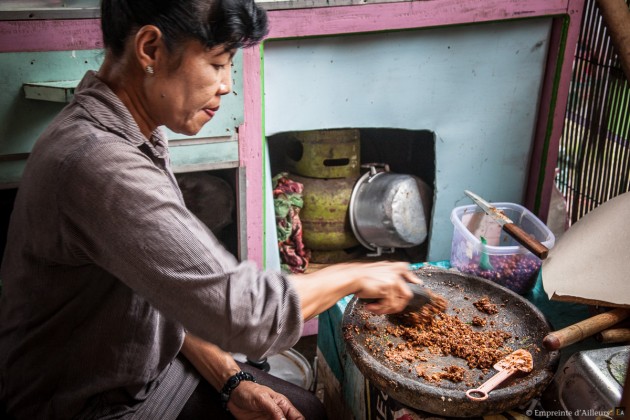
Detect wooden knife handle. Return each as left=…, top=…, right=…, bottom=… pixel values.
left=503, top=223, right=549, bottom=259
left=542, top=308, right=630, bottom=350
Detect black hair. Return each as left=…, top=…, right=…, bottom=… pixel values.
left=101, top=0, right=269, bottom=57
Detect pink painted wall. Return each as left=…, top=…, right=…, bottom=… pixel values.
left=525, top=5, right=586, bottom=218
left=0, top=19, right=102, bottom=52
left=240, top=45, right=265, bottom=264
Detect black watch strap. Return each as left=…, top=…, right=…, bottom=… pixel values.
left=220, top=370, right=256, bottom=410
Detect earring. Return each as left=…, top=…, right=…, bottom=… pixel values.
left=145, top=65, right=154, bottom=75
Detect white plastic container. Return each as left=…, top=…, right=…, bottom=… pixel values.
left=450, top=202, right=555, bottom=295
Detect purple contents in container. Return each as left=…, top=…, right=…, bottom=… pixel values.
left=450, top=202, right=555, bottom=295
left=456, top=254, right=542, bottom=295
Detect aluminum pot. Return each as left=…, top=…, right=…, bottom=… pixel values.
left=349, top=163, right=427, bottom=256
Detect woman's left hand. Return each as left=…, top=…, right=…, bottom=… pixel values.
left=227, top=380, right=304, bottom=420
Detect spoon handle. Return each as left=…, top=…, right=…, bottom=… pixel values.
left=466, top=368, right=516, bottom=401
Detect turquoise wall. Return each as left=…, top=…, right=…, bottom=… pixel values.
left=0, top=48, right=245, bottom=184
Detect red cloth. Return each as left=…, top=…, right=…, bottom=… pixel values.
left=273, top=174, right=310, bottom=273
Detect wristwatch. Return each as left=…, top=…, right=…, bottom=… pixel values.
left=220, top=370, right=257, bottom=410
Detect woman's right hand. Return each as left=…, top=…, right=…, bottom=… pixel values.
left=290, top=260, right=420, bottom=320
left=349, top=261, right=420, bottom=314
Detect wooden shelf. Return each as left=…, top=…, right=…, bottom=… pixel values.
left=23, top=80, right=79, bottom=103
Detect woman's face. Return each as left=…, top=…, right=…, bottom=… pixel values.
left=147, top=39, right=234, bottom=136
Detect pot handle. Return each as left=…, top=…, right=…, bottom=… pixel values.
left=361, top=163, right=390, bottom=181
left=361, top=162, right=390, bottom=175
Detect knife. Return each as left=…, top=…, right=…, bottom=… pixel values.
left=464, top=190, right=549, bottom=260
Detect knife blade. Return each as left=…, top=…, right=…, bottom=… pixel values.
left=464, top=190, right=549, bottom=259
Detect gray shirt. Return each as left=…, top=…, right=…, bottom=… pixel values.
left=0, top=71, right=303, bottom=419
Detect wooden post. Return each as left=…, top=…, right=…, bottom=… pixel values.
left=596, top=0, right=630, bottom=83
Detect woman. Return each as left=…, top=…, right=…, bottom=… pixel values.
left=0, top=0, right=418, bottom=419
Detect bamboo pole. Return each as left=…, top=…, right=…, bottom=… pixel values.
left=595, top=327, right=630, bottom=343
left=542, top=308, right=630, bottom=350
